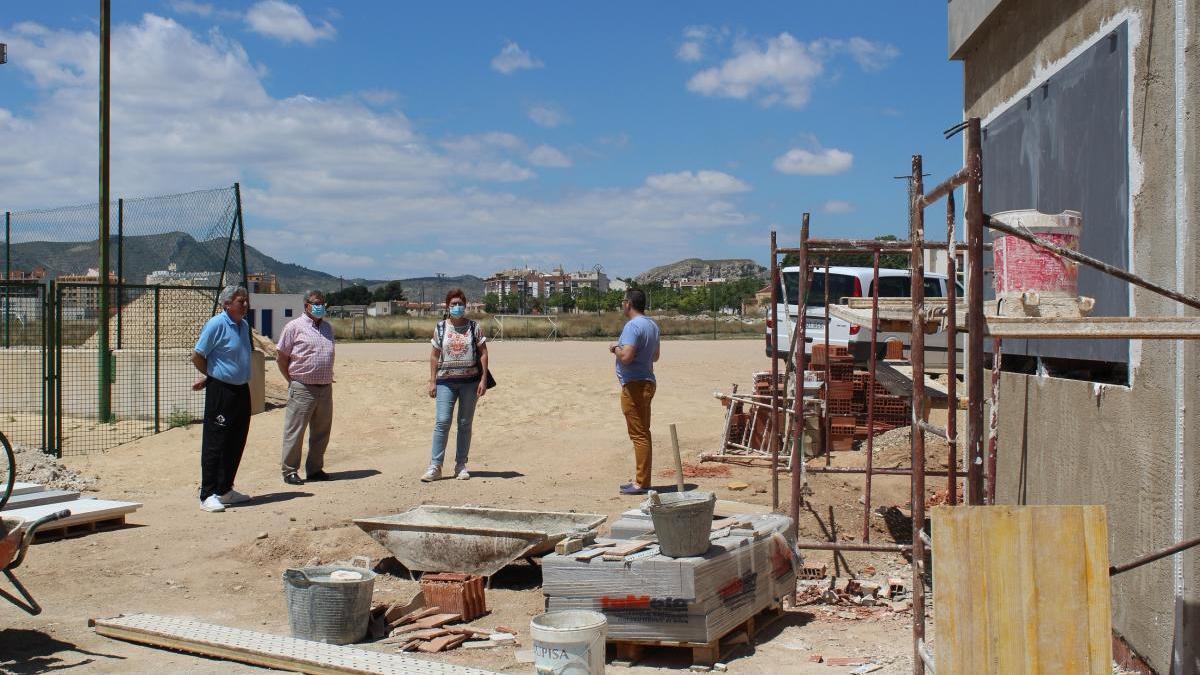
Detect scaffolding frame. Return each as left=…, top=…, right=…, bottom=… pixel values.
left=760, top=117, right=1200, bottom=673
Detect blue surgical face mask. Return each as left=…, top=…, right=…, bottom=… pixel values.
left=310, top=304, right=326, bottom=318
left=449, top=305, right=466, bottom=319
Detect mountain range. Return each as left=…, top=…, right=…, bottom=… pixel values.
left=5, top=234, right=763, bottom=298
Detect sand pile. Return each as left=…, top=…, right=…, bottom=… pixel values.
left=869, top=426, right=951, bottom=470
left=12, top=442, right=98, bottom=492
left=83, top=288, right=277, bottom=356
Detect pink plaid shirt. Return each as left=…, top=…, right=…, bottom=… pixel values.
left=276, top=315, right=335, bottom=385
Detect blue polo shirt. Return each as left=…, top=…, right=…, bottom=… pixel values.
left=615, top=314, right=659, bottom=386
left=194, top=311, right=252, bottom=385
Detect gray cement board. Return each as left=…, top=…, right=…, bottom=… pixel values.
left=9, top=482, right=44, bottom=497
left=1, top=489, right=79, bottom=511
left=3, top=498, right=140, bottom=527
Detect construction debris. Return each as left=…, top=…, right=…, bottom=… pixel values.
left=367, top=589, right=516, bottom=655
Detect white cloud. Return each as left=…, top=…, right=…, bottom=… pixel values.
left=527, top=104, right=568, bottom=128
left=169, top=0, right=214, bottom=16
left=0, top=16, right=754, bottom=278
left=645, top=171, right=750, bottom=195
left=773, top=148, right=854, bottom=175
left=844, top=37, right=900, bottom=72
left=490, top=41, right=543, bottom=75
left=316, top=251, right=377, bottom=269
left=677, top=25, right=725, bottom=63
left=686, top=32, right=899, bottom=108
left=528, top=145, right=572, bottom=168
left=677, top=42, right=702, bottom=62
left=244, top=1, right=335, bottom=45
left=822, top=200, right=855, bottom=214
left=359, top=89, right=398, bottom=106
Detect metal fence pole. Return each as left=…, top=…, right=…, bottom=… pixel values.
left=789, top=213, right=810, bottom=543
left=235, top=182, right=248, bottom=289
left=53, top=283, right=62, bottom=457
left=41, top=285, right=48, bottom=454
left=97, top=0, right=112, bottom=424
left=769, top=231, right=780, bottom=510
left=909, top=153, right=928, bottom=675
left=116, top=197, right=123, bottom=350
left=153, top=287, right=160, bottom=433
left=5, top=211, right=10, bottom=348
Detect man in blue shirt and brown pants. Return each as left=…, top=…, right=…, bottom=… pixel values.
left=610, top=288, right=660, bottom=496
left=192, top=286, right=254, bottom=512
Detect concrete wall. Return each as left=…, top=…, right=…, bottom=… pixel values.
left=955, top=0, right=1197, bottom=670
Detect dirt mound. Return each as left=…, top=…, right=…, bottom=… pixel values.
left=12, top=442, right=99, bottom=492
left=869, top=426, right=950, bottom=470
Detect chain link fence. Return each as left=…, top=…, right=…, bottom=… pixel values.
left=2, top=185, right=246, bottom=457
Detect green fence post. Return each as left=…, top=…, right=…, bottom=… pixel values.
left=5, top=211, right=10, bottom=349
left=53, top=283, right=62, bottom=458
left=235, top=183, right=248, bottom=288
left=116, top=198, right=123, bottom=350
left=97, top=0, right=113, bottom=424
left=41, top=284, right=48, bottom=455
left=153, top=287, right=160, bottom=433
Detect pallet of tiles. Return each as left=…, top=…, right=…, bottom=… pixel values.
left=543, top=514, right=796, bottom=645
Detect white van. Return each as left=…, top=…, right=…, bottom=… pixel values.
left=766, top=266, right=963, bottom=367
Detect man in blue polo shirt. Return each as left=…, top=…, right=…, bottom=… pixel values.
left=609, top=288, right=660, bottom=495
left=192, top=286, right=254, bottom=512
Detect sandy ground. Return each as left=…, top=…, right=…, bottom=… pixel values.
left=2, top=339, right=922, bottom=674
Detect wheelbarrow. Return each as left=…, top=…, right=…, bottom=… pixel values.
left=1, top=509, right=71, bottom=614
left=354, top=505, right=605, bottom=582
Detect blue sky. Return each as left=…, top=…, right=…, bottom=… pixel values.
left=0, top=2, right=963, bottom=280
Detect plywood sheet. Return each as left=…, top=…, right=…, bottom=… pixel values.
left=932, top=505, right=1111, bottom=674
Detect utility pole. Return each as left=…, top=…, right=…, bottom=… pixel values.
left=98, top=0, right=113, bottom=422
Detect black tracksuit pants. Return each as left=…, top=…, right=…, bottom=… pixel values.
left=200, top=378, right=251, bottom=501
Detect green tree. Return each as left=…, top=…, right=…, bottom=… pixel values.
left=371, top=280, right=406, bottom=302
left=326, top=284, right=371, bottom=306
left=483, top=292, right=500, bottom=314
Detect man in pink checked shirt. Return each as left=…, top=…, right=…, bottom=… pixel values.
left=276, top=290, right=336, bottom=486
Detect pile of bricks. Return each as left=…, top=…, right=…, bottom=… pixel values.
left=369, top=581, right=520, bottom=653
left=813, top=345, right=911, bottom=451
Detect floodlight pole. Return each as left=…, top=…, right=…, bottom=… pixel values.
left=98, top=0, right=113, bottom=422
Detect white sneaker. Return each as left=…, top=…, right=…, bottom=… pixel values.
left=201, top=495, right=226, bottom=512
left=420, top=465, right=442, bottom=482
left=219, top=489, right=251, bottom=505
left=454, top=465, right=470, bottom=480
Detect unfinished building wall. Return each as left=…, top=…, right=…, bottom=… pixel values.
left=952, top=0, right=1197, bottom=670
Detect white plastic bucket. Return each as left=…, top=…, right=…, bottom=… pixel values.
left=530, top=610, right=607, bottom=675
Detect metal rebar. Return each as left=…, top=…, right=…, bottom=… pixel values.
left=823, top=260, right=831, bottom=466
left=946, top=192, right=959, bottom=505
left=966, top=118, right=986, bottom=505
left=770, top=231, right=780, bottom=510
left=796, top=541, right=913, bottom=553
left=918, top=166, right=970, bottom=209
left=790, top=215, right=810, bottom=542
left=1109, top=534, right=1200, bottom=576
left=987, top=336, right=1002, bottom=504
left=864, top=250, right=880, bottom=542
left=986, top=214, right=1200, bottom=312
left=910, top=153, right=928, bottom=675
left=806, top=466, right=952, bottom=477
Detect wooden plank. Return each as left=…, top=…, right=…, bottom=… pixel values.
left=931, top=506, right=1111, bottom=674
left=91, top=613, right=501, bottom=674
left=1, top=489, right=80, bottom=511
left=601, top=540, right=651, bottom=561
left=410, top=613, right=461, bottom=629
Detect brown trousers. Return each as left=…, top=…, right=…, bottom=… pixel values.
left=620, top=380, right=656, bottom=488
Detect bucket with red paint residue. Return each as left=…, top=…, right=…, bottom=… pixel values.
left=991, top=210, right=1082, bottom=299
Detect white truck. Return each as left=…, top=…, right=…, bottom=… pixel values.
left=765, top=265, right=963, bottom=367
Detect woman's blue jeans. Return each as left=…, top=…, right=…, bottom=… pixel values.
left=430, top=380, right=479, bottom=467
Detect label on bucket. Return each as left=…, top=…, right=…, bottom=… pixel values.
left=533, top=640, right=594, bottom=674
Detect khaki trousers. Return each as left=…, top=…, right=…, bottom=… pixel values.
left=620, top=380, right=656, bottom=488
left=281, top=381, right=333, bottom=477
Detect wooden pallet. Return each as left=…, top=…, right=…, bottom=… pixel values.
left=34, top=515, right=127, bottom=541
left=608, top=605, right=783, bottom=668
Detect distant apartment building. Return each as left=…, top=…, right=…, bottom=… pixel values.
left=484, top=267, right=610, bottom=299
left=246, top=273, right=280, bottom=294
left=667, top=276, right=726, bottom=291
left=145, top=263, right=221, bottom=287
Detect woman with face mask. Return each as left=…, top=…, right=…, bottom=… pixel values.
left=422, top=289, right=489, bottom=482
